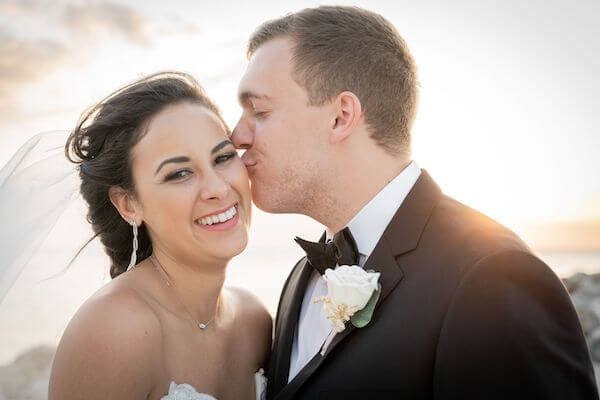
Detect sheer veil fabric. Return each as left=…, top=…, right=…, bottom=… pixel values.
left=0, top=131, right=79, bottom=302
left=0, top=132, right=269, bottom=399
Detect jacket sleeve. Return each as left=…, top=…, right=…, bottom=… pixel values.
left=433, top=250, right=598, bottom=399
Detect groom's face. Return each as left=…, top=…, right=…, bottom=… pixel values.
left=232, top=37, right=331, bottom=213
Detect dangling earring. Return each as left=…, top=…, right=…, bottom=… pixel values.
left=126, top=219, right=138, bottom=271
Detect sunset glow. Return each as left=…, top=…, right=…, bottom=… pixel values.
left=0, top=0, right=598, bottom=366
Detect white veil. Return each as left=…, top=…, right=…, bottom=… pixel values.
left=0, top=131, right=80, bottom=302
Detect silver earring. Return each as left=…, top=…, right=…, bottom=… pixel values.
left=126, top=219, right=138, bottom=271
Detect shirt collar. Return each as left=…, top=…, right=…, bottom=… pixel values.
left=327, top=161, right=421, bottom=259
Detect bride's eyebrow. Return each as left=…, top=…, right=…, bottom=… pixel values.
left=154, top=141, right=233, bottom=175
left=211, top=140, right=233, bottom=154
left=155, top=156, right=190, bottom=175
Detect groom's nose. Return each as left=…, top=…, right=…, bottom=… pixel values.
left=231, top=117, right=254, bottom=150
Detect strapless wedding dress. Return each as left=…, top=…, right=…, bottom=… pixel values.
left=160, top=369, right=266, bottom=400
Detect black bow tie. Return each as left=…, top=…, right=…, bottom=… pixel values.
left=294, top=227, right=360, bottom=275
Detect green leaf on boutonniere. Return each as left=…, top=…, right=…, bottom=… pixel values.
left=351, top=282, right=381, bottom=328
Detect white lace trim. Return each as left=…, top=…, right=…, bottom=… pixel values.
left=161, top=382, right=216, bottom=400
left=161, top=370, right=266, bottom=400
left=255, top=368, right=267, bottom=400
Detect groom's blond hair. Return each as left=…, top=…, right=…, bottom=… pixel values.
left=248, top=6, right=419, bottom=156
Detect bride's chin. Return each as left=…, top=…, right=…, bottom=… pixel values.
left=207, top=232, right=249, bottom=261
left=228, top=233, right=249, bottom=258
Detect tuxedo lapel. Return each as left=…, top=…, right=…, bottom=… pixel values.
left=290, top=171, right=442, bottom=362
left=381, top=170, right=442, bottom=256
left=323, top=235, right=403, bottom=356
left=274, top=233, right=404, bottom=400
left=273, top=170, right=443, bottom=400
left=268, top=257, right=314, bottom=398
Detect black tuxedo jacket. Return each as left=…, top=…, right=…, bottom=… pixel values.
left=266, top=171, right=597, bottom=400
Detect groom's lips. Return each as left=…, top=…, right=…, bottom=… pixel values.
left=243, top=159, right=258, bottom=169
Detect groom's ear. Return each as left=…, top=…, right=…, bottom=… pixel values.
left=329, top=91, right=362, bottom=144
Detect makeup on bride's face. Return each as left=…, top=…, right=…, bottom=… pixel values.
left=130, top=102, right=252, bottom=263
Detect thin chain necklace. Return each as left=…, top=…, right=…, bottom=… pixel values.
left=149, top=255, right=215, bottom=330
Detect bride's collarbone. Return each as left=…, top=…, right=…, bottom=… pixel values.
left=151, top=290, right=256, bottom=394
left=112, top=270, right=260, bottom=398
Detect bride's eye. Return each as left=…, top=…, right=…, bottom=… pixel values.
left=214, top=152, right=237, bottom=165
left=164, top=169, right=192, bottom=182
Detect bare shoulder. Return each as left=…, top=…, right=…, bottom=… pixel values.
left=227, top=286, right=272, bottom=364
left=228, top=286, right=272, bottom=326
left=49, top=279, right=162, bottom=399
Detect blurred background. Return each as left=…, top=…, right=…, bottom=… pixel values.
left=0, top=0, right=598, bottom=398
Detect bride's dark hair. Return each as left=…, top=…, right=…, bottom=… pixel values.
left=65, top=72, right=227, bottom=278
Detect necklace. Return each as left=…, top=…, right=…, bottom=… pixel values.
left=149, top=256, right=215, bottom=330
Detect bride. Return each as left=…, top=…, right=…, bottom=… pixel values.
left=43, top=72, right=271, bottom=399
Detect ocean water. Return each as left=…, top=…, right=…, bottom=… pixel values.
left=0, top=199, right=320, bottom=366
left=0, top=199, right=598, bottom=367
left=537, top=250, right=600, bottom=278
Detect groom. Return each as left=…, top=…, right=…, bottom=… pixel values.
left=232, top=6, right=597, bottom=399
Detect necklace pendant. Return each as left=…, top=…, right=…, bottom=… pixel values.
left=198, top=322, right=207, bottom=329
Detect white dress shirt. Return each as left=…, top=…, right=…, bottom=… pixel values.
left=287, top=161, right=421, bottom=381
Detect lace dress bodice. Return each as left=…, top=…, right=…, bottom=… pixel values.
left=160, top=370, right=266, bottom=400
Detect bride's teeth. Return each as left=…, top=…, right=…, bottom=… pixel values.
left=198, top=205, right=238, bottom=226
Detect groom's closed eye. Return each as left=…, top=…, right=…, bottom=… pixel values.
left=253, top=111, right=269, bottom=119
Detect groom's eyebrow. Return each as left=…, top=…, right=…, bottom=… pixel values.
left=238, top=91, right=270, bottom=106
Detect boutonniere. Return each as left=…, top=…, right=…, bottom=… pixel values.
left=314, top=265, right=381, bottom=355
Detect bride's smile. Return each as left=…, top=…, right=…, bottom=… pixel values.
left=196, top=203, right=240, bottom=229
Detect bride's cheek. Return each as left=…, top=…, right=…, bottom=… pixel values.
left=230, top=165, right=252, bottom=223
left=229, top=161, right=250, bottom=191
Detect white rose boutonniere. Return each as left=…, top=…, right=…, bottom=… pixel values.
left=314, top=265, right=381, bottom=354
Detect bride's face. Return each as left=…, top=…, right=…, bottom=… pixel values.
left=129, top=102, right=251, bottom=264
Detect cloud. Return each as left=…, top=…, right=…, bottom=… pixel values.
left=0, top=0, right=150, bottom=117
left=0, top=0, right=149, bottom=42
left=62, top=2, right=149, bottom=44
left=0, top=29, right=68, bottom=98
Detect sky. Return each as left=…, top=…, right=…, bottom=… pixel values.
left=1, top=0, right=598, bottom=232
left=0, top=0, right=599, bottom=248
left=0, top=0, right=599, bottom=364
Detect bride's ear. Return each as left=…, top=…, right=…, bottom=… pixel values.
left=108, top=186, right=142, bottom=226
left=329, top=91, right=362, bottom=144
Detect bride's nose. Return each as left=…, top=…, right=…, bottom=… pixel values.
left=200, top=169, right=230, bottom=201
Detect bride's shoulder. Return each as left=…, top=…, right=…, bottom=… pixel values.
left=50, top=277, right=162, bottom=395
left=227, top=286, right=272, bottom=324
left=226, top=287, right=272, bottom=353
left=74, top=272, right=161, bottom=336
